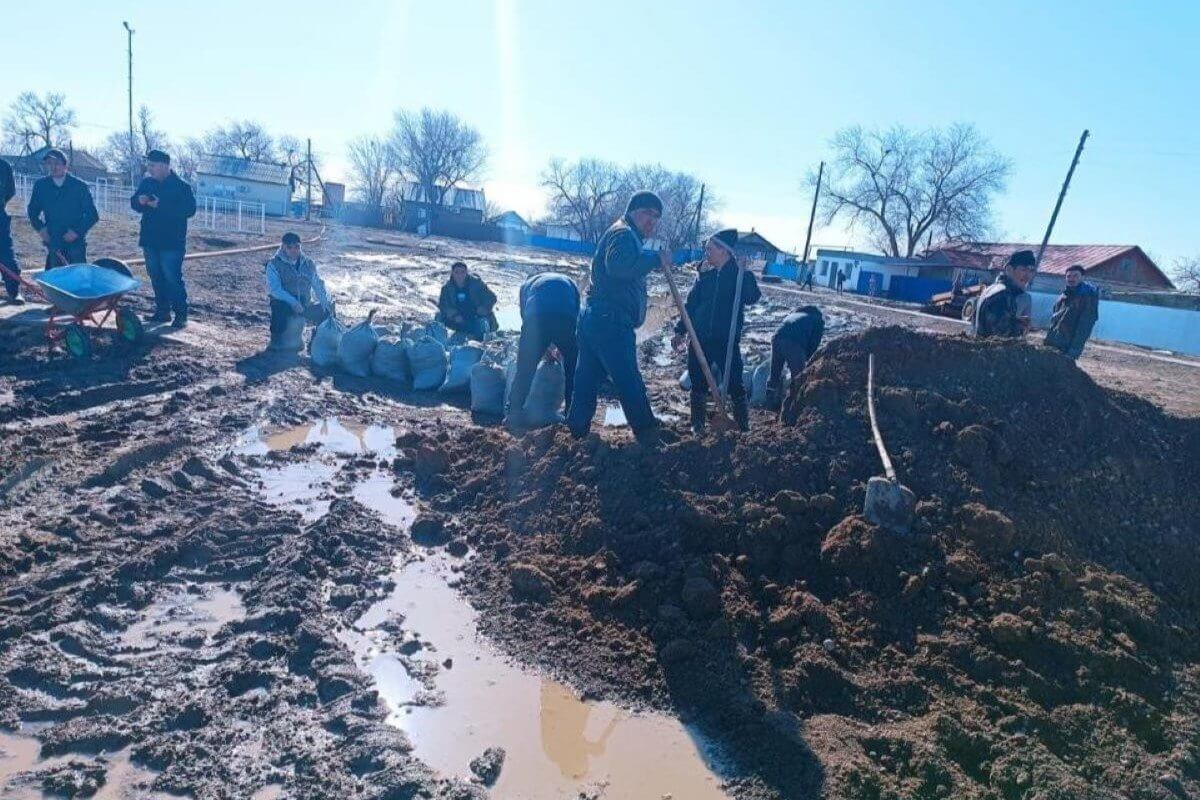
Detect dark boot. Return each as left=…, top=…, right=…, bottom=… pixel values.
left=732, top=397, right=750, bottom=432
left=690, top=393, right=707, bottom=434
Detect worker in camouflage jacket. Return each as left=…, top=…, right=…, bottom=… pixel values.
left=973, top=249, right=1035, bottom=338
left=1044, top=264, right=1099, bottom=360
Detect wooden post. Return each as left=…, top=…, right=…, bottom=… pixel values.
left=305, top=138, right=313, bottom=222
left=1036, top=130, right=1089, bottom=268
left=801, top=161, right=824, bottom=267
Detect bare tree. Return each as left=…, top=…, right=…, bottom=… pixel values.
left=346, top=135, right=396, bottom=208
left=99, top=105, right=171, bottom=179
left=388, top=108, right=487, bottom=218
left=197, top=120, right=279, bottom=162
left=541, top=157, right=718, bottom=247
left=813, top=123, right=1010, bottom=258
left=1173, top=256, right=1200, bottom=293
left=3, top=91, right=77, bottom=153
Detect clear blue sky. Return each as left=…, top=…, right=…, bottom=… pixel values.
left=4, top=0, right=1198, bottom=268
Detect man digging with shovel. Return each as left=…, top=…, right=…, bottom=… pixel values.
left=672, top=229, right=761, bottom=433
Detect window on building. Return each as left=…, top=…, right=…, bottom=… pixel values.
left=820, top=259, right=829, bottom=276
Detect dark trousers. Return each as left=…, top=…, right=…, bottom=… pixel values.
left=769, top=335, right=809, bottom=389
left=45, top=240, right=86, bottom=269
left=566, top=306, right=657, bottom=437
left=143, top=248, right=187, bottom=316
left=270, top=299, right=328, bottom=344
left=0, top=215, right=17, bottom=298
left=509, top=312, right=578, bottom=416
left=688, top=340, right=745, bottom=401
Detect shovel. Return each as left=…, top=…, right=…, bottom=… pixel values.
left=660, top=260, right=736, bottom=432
left=863, top=353, right=916, bottom=532
left=720, top=260, right=747, bottom=400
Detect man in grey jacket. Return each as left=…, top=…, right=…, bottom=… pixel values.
left=265, top=232, right=332, bottom=351
left=565, top=191, right=671, bottom=444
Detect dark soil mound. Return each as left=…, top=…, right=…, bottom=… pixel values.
left=422, top=328, right=1200, bottom=800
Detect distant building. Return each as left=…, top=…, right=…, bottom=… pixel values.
left=322, top=181, right=346, bottom=211
left=194, top=155, right=292, bottom=216
left=922, top=242, right=1175, bottom=293
left=489, top=210, right=532, bottom=234
left=814, top=249, right=924, bottom=293
left=736, top=230, right=785, bottom=266
left=540, top=222, right=582, bottom=242
left=400, top=181, right=486, bottom=228
left=4, top=145, right=122, bottom=185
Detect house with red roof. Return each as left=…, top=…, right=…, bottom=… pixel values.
left=921, top=242, right=1175, bottom=294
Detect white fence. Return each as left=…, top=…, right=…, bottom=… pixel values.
left=12, top=173, right=265, bottom=235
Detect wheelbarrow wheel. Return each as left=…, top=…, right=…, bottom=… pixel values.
left=93, top=257, right=133, bottom=277
left=64, top=324, right=92, bottom=359
left=116, top=308, right=144, bottom=344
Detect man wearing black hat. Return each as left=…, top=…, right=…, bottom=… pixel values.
left=973, top=249, right=1036, bottom=338
left=765, top=305, right=825, bottom=410
left=565, top=190, right=671, bottom=444
left=131, top=150, right=197, bottom=327
left=671, top=229, right=761, bottom=432
left=26, top=148, right=99, bottom=269
left=0, top=156, right=19, bottom=304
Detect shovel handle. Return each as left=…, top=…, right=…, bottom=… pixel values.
left=660, top=262, right=728, bottom=416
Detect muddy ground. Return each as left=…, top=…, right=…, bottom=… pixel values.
left=1, top=214, right=1198, bottom=799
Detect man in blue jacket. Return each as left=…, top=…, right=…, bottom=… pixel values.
left=565, top=191, right=671, bottom=444
left=506, top=271, right=580, bottom=429
left=765, top=305, right=825, bottom=410
left=0, top=157, right=19, bottom=304
left=26, top=149, right=99, bottom=269
left=131, top=150, right=197, bottom=328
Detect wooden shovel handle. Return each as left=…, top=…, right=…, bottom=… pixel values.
left=660, top=262, right=728, bottom=417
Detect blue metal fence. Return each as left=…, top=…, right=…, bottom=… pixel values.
left=888, top=275, right=953, bottom=303
left=528, top=235, right=595, bottom=255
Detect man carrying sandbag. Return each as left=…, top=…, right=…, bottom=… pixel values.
left=265, top=232, right=333, bottom=352
left=505, top=272, right=580, bottom=430
left=437, top=261, right=497, bottom=340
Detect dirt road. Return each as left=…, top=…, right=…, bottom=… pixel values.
left=0, top=220, right=1197, bottom=799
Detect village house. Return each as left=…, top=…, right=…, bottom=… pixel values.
left=4, top=145, right=122, bottom=186
left=194, top=155, right=293, bottom=217
left=921, top=242, right=1175, bottom=294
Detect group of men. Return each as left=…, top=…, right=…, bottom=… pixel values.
left=972, top=248, right=1100, bottom=360
left=0, top=148, right=196, bottom=328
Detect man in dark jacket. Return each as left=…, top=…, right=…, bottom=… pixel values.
left=26, top=149, right=99, bottom=269
left=766, top=305, right=825, bottom=410
left=671, top=229, right=761, bottom=432
left=0, top=156, right=19, bottom=303
left=437, top=262, right=497, bottom=340
left=505, top=271, right=580, bottom=429
left=1044, top=264, right=1099, bottom=360
left=973, top=249, right=1035, bottom=338
left=131, top=150, right=197, bottom=327
left=565, top=191, right=671, bottom=444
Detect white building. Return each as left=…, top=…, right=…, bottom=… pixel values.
left=194, top=156, right=292, bottom=217
left=813, top=248, right=922, bottom=293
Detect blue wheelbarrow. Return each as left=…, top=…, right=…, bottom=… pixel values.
left=28, top=259, right=145, bottom=358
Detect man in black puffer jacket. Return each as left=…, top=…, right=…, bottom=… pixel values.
left=0, top=156, right=19, bottom=303
left=131, top=150, right=197, bottom=327
left=27, top=149, right=99, bottom=269
left=672, top=229, right=761, bottom=432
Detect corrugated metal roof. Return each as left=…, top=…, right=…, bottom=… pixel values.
left=195, top=155, right=290, bottom=185
left=400, top=181, right=486, bottom=212
left=926, top=242, right=1139, bottom=274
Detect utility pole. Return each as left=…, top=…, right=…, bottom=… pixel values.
left=801, top=161, right=824, bottom=266
left=305, top=138, right=313, bottom=221
left=122, top=21, right=136, bottom=189
left=691, top=183, right=706, bottom=252
left=1037, top=130, right=1089, bottom=268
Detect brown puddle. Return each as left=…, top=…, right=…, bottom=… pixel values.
left=0, top=737, right=183, bottom=799
left=120, top=584, right=245, bottom=651
left=237, top=417, right=734, bottom=798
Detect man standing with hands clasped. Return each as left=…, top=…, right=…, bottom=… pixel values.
left=27, top=148, right=98, bottom=269
left=131, top=150, right=197, bottom=328
left=566, top=191, right=671, bottom=445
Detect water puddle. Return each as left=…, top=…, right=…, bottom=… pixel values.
left=120, top=584, right=245, bottom=651
left=0, top=736, right=181, bottom=800
left=602, top=405, right=627, bottom=427
left=236, top=417, right=734, bottom=798
left=493, top=305, right=521, bottom=332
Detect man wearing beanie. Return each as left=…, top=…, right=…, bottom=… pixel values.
left=974, top=249, right=1035, bottom=338
left=671, top=229, right=761, bottom=432
left=131, top=150, right=197, bottom=328
left=26, top=148, right=99, bottom=269
left=565, top=190, right=671, bottom=444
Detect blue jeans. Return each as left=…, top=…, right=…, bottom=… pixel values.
left=143, top=248, right=187, bottom=316
left=0, top=215, right=17, bottom=298
left=565, top=306, right=657, bottom=438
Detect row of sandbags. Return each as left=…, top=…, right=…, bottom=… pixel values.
left=679, top=360, right=773, bottom=407
left=307, top=312, right=565, bottom=423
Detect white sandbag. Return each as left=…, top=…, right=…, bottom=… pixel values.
left=338, top=310, right=379, bottom=378
left=440, top=344, right=484, bottom=394
left=422, top=319, right=450, bottom=346
left=274, top=312, right=306, bottom=353
left=407, top=337, right=448, bottom=391
left=310, top=315, right=346, bottom=369
left=750, top=362, right=771, bottom=408
left=523, top=360, right=566, bottom=426
left=371, top=336, right=410, bottom=384
left=679, top=369, right=691, bottom=391
left=469, top=363, right=506, bottom=416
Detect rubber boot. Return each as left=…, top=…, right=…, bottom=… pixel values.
left=732, top=397, right=750, bottom=432
left=690, top=393, right=707, bottom=435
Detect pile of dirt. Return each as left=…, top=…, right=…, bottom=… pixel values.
left=415, top=327, right=1200, bottom=800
